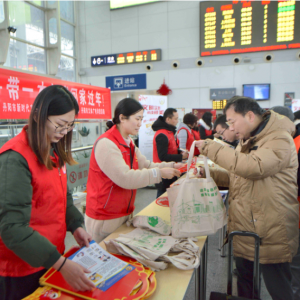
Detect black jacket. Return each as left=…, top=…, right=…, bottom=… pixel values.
left=152, top=116, right=182, bottom=163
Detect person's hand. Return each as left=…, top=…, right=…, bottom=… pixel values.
left=195, top=140, right=205, bottom=152
left=182, top=151, right=189, bottom=160
left=174, top=163, right=185, bottom=169
left=160, top=168, right=181, bottom=179
left=59, top=259, right=95, bottom=291
left=73, top=227, right=92, bottom=248
left=193, top=167, right=204, bottom=178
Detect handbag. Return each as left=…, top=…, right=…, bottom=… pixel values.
left=167, top=141, right=226, bottom=238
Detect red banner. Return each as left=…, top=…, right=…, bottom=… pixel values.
left=0, top=68, right=111, bottom=119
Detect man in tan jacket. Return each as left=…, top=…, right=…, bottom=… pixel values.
left=196, top=96, right=299, bottom=300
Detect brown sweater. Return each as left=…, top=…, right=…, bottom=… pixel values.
left=94, top=138, right=175, bottom=189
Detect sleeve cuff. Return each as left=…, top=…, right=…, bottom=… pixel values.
left=43, top=249, right=61, bottom=269
left=68, top=221, right=83, bottom=235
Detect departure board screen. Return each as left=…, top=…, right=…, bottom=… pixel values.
left=200, top=1, right=300, bottom=56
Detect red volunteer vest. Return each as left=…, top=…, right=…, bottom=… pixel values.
left=86, top=125, right=139, bottom=220
left=192, top=129, right=200, bottom=156
left=205, top=129, right=213, bottom=136
left=153, top=129, right=179, bottom=163
left=294, top=135, right=300, bottom=228
left=0, top=126, right=67, bottom=277
left=192, top=129, right=200, bottom=140
left=177, top=127, right=200, bottom=156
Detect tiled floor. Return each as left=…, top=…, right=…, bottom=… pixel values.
left=66, top=188, right=272, bottom=300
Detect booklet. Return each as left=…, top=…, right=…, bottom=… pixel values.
left=39, top=246, right=150, bottom=300
left=68, top=241, right=134, bottom=291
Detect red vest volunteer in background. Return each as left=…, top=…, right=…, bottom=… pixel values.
left=85, top=98, right=182, bottom=243
left=152, top=108, right=188, bottom=198
left=0, top=86, right=94, bottom=300
left=198, top=111, right=214, bottom=140
left=177, top=113, right=200, bottom=156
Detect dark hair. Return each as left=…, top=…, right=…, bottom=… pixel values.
left=163, top=108, right=177, bottom=121
left=271, top=106, right=294, bottom=121
left=214, top=114, right=227, bottom=130
left=106, top=98, right=143, bottom=129
left=202, top=112, right=212, bottom=128
left=294, top=111, right=300, bottom=121
left=28, top=85, right=79, bottom=170
left=183, top=113, right=198, bottom=126
left=224, top=96, right=264, bottom=116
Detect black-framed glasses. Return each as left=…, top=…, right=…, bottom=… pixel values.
left=47, top=118, right=75, bottom=133
left=220, top=127, right=227, bottom=136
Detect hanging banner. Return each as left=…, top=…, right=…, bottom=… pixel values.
left=0, top=68, right=111, bottom=119
left=138, top=95, right=167, bottom=162
left=292, top=99, right=300, bottom=113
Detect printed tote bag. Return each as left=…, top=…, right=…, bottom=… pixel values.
left=167, top=141, right=227, bottom=238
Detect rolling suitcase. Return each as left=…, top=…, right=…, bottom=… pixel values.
left=210, top=231, right=261, bottom=300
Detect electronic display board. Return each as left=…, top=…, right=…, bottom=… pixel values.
left=200, top=1, right=300, bottom=56
left=91, top=49, right=161, bottom=67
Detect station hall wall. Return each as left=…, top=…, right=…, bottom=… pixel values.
left=77, top=1, right=300, bottom=112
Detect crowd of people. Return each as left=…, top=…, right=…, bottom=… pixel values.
left=0, top=85, right=299, bottom=300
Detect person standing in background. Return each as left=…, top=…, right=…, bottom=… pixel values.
left=177, top=113, right=200, bottom=155
left=152, top=108, right=188, bottom=198
left=85, top=99, right=182, bottom=243
left=198, top=111, right=215, bottom=140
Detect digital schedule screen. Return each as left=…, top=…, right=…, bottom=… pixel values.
left=91, top=49, right=161, bottom=67
left=200, top=1, right=300, bottom=56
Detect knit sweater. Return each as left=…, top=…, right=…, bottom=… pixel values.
left=94, top=138, right=175, bottom=189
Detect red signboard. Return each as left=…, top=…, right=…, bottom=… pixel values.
left=0, top=68, right=111, bottom=119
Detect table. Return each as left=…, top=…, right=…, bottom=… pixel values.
left=99, top=194, right=208, bottom=300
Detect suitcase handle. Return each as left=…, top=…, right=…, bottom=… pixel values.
left=227, top=231, right=261, bottom=299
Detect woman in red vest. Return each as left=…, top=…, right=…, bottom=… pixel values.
left=85, top=98, right=182, bottom=243
left=0, top=86, right=95, bottom=300
left=177, top=113, right=200, bottom=156
left=198, top=111, right=214, bottom=140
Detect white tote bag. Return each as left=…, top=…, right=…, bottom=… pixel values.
left=167, top=141, right=227, bottom=238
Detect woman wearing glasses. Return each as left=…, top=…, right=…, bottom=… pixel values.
left=85, top=98, right=182, bottom=243
left=0, top=85, right=95, bottom=300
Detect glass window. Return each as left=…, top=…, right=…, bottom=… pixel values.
left=61, top=20, right=75, bottom=56
left=29, top=1, right=44, bottom=7
left=8, top=1, right=45, bottom=47
left=4, top=39, right=46, bottom=74
left=49, top=18, right=58, bottom=44
left=57, top=55, right=75, bottom=82
left=0, top=1, right=4, bottom=23
left=60, top=1, right=74, bottom=23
